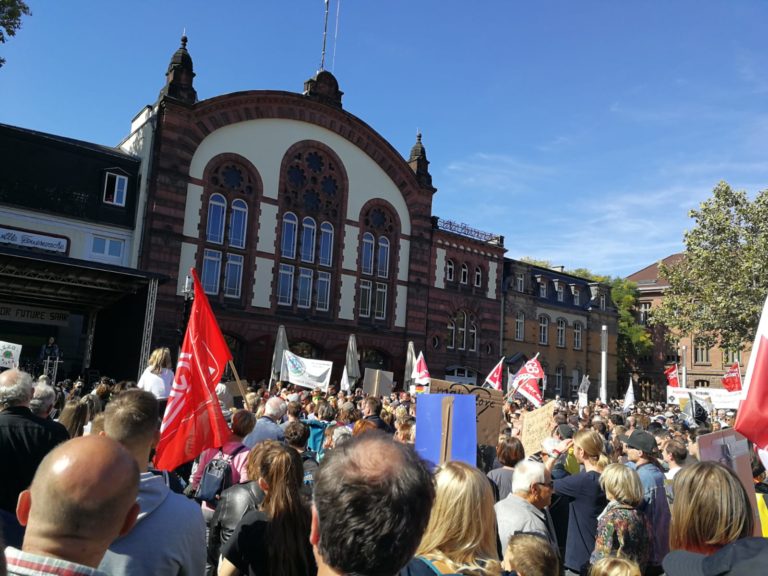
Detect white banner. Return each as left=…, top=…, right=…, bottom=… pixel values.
left=0, top=303, right=70, bottom=326
left=0, top=341, right=22, bottom=369
left=0, top=227, right=68, bottom=253
left=281, top=350, right=333, bottom=390
left=666, top=386, right=741, bottom=410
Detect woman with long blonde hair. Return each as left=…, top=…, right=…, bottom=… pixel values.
left=137, top=347, right=174, bottom=402
left=548, top=429, right=609, bottom=576
left=402, top=461, right=501, bottom=576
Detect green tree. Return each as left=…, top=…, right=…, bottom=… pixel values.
left=0, top=0, right=31, bottom=68
left=610, top=277, right=653, bottom=383
left=653, top=181, right=768, bottom=351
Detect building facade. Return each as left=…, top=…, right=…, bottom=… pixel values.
left=502, top=259, right=619, bottom=400
left=627, top=254, right=750, bottom=400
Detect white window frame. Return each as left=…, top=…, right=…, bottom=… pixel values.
left=573, top=289, right=580, bottom=306
left=599, top=293, right=606, bottom=310
left=103, top=172, right=128, bottom=207
left=538, top=316, right=549, bottom=345
left=90, top=236, right=125, bottom=264
left=474, top=266, right=482, bottom=288
left=359, top=280, right=372, bottom=318
left=316, top=271, right=331, bottom=311
left=374, top=282, right=387, bottom=320
left=377, top=237, right=390, bottom=278
left=556, top=284, right=564, bottom=302
left=281, top=212, right=298, bottom=259
left=297, top=267, right=313, bottom=309
left=207, top=194, right=226, bottom=244
left=300, top=217, right=316, bottom=263
left=202, top=249, right=222, bottom=295
left=318, top=222, right=334, bottom=267
left=515, top=311, right=525, bottom=341
left=556, top=319, right=566, bottom=348
left=457, top=311, right=467, bottom=350
left=361, top=233, right=374, bottom=276
left=447, top=320, right=456, bottom=349
left=460, top=264, right=469, bottom=285
left=223, top=253, right=244, bottom=298
left=229, top=199, right=248, bottom=249
left=516, top=273, right=525, bottom=293
left=277, top=264, right=294, bottom=306
left=555, top=366, right=564, bottom=395
left=446, top=259, right=455, bottom=282
left=469, top=319, right=477, bottom=351
left=574, top=323, right=583, bottom=350
left=639, top=302, right=652, bottom=325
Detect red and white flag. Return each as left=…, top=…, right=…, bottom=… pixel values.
left=509, top=355, right=545, bottom=407
left=154, top=269, right=232, bottom=471
left=736, top=295, right=768, bottom=450
left=664, top=364, right=680, bottom=388
left=411, top=351, right=431, bottom=385
left=721, top=362, right=742, bottom=392
left=484, top=357, right=506, bottom=391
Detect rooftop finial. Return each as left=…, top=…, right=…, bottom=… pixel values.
left=181, top=32, right=188, bottom=49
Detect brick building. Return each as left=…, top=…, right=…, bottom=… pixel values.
left=627, top=254, right=750, bottom=400
left=502, top=259, right=619, bottom=400
left=123, top=36, right=505, bottom=385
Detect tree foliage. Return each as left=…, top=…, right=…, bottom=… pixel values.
left=0, top=0, right=31, bottom=68
left=653, top=181, right=768, bottom=351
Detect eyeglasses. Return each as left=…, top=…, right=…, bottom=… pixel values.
left=536, top=481, right=554, bottom=488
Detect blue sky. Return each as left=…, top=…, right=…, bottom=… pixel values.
left=2, top=1, right=767, bottom=278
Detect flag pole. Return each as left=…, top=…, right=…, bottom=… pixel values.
left=228, top=360, right=249, bottom=400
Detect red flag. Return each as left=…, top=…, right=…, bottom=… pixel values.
left=736, top=295, right=768, bottom=450
left=411, top=351, right=431, bottom=385
left=664, top=364, right=680, bottom=388
left=722, top=362, right=742, bottom=392
left=154, top=269, right=232, bottom=471
left=509, top=356, right=545, bottom=407
left=484, top=357, right=506, bottom=391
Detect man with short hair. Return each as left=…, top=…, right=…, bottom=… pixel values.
left=99, top=389, right=206, bottom=576
left=284, top=420, right=319, bottom=497
left=0, top=369, right=69, bottom=547
left=243, top=396, right=286, bottom=447
left=663, top=439, right=688, bottom=480
left=362, top=396, right=392, bottom=432
left=495, top=460, right=557, bottom=549
left=620, top=429, right=671, bottom=573
left=311, top=432, right=434, bottom=576
left=5, top=435, right=140, bottom=576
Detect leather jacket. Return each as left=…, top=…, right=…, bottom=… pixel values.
left=207, top=481, right=265, bottom=565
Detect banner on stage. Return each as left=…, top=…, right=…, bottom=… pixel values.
left=281, top=350, right=333, bottom=390
left=0, top=341, right=22, bottom=369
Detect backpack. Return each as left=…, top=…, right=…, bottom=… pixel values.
left=195, top=445, right=247, bottom=505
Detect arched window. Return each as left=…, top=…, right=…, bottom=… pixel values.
left=573, top=323, right=583, bottom=350
left=457, top=311, right=467, bottom=350
left=202, top=249, right=222, bottom=295
left=281, top=212, right=298, bottom=259
left=361, top=232, right=374, bottom=275
left=460, top=264, right=469, bottom=285
left=538, top=315, right=549, bottom=345
left=300, top=217, right=316, bottom=263
left=515, top=311, right=525, bottom=341
left=474, top=266, right=482, bottom=287
left=377, top=237, right=390, bottom=278
left=206, top=194, right=226, bottom=244
left=556, top=319, right=566, bottom=347
left=447, top=320, right=456, bottom=349
left=469, top=319, right=477, bottom=351
left=446, top=259, right=454, bottom=282
left=318, top=222, right=334, bottom=267
left=229, top=199, right=247, bottom=248
left=555, top=366, right=564, bottom=395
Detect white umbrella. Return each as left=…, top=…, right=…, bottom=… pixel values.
left=269, top=325, right=290, bottom=390
left=345, top=334, right=361, bottom=384
left=403, top=341, right=416, bottom=390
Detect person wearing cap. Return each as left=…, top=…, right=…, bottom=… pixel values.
left=619, top=429, right=670, bottom=575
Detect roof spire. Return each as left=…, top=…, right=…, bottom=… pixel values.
left=408, top=131, right=435, bottom=193
left=158, top=33, right=197, bottom=105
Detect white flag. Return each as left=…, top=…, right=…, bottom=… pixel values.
left=340, top=366, right=350, bottom=393
left=623, top=376, right=635, bottom=413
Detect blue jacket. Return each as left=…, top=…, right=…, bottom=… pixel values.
left=632, top=461, right=671, bottom=565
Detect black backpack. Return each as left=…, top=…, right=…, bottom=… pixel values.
left=195, top=445, right=247, bottom=505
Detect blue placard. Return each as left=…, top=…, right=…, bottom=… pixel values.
left=415, top=394, right=477, bottom=468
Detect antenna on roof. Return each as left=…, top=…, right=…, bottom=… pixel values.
left=331, top=0, right=342, bottom=72
left=320, top=0, right=330, bottom=71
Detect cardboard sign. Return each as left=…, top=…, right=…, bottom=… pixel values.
left=415, top=394, right=477, bottom=468
left=697, top=428, right=762, bottom=535
left=521, top=401, right=556, bottom=457
left=0, top=341, right=22, bottom=369
left=363, top=368, right=394, bottom=397
left=429, top=379, right=504, bottom=446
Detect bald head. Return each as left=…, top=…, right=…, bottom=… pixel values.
left=0, top=369, right=34, bottom=409
left=17, top=435, right=140, bottom=566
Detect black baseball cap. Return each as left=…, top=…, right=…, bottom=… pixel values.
left=663, top=538, right=768, bottom=576
left=618, top=429, right=656, bottom=454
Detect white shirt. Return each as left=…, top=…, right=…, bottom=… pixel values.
left=137, top=367, right=174, bottom=399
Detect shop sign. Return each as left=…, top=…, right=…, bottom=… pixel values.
left=0, top=227, right=68, bottom=253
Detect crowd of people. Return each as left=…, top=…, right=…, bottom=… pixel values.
left=1, top=354, right=768, bottom=576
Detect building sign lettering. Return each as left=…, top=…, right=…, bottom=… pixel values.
left=0, top=227, right=68, bottom=253
left=0, top=303, right=70, bottom=326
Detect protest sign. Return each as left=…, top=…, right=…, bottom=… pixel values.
left=0, top=341, right=22, bottom=369
left=429, top=379, right=504, bottom=446
left=521, top=401, right=556, bottom=457
left=415, top=394, right=476, bottom=467
left=698, top=428, right=762, bottom=535
left=363, top=368, right=394, bottom=397
left=667, top=386, right=741, bottom=410
left=281, top=350, right=333, bottom=390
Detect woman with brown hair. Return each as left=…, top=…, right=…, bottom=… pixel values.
left=219, top=441, right=315, bottom=576
left=400, top=461, right=501, bottom=576
left=487, top=435, right=525, bottom=501
left=56, top=398, right=90, bottom=438
left=548, top=429, right=609, bottom=576
left=668, top=460, right=754, bottom=555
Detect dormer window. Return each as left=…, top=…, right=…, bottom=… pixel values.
left=104, top=172, right=128, bottom=207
